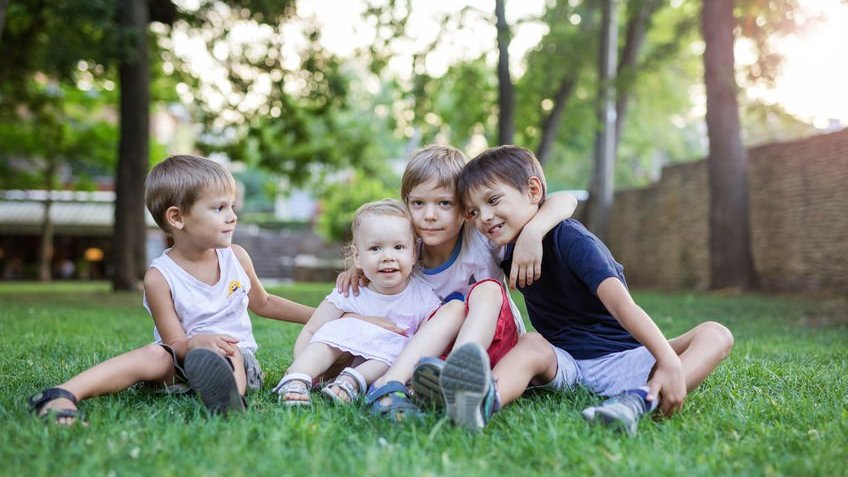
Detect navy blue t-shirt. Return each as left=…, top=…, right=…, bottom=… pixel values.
left=502, top=219, right=640, bottom=359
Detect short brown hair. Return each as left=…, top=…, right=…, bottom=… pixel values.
left=457, top=145, right=547, bottom=207
left=144, top=154, right=236, bottom=233
left=400, top=145, right=468, bottom=203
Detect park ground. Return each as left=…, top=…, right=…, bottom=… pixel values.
left=1, top=282, right=846, bottom=477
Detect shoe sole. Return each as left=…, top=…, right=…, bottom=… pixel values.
left=411, top=360, right=444, bottom=408
left=184, top=349, right=245, bottom=415
left=440, top=344, right=491, bottom=431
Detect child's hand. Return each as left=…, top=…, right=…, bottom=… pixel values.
left=336, top=269, right=368, bottom=297
left=188, top=334, right=240, bottom=357
left=510, top=228, right=544, bottom=288
left=647, top=358, right=687, bottom=416
left=350, top=315, right=408, bottom=336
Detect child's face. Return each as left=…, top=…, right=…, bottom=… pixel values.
left=353, top=214, right=417, bottom=295
left=406, top=179, right=464, bottom=249
left=179, top=188, right=238, bottom=249
left=464, top=178, right=543, bottom=246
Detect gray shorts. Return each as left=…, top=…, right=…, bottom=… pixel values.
left=531, top=345, right=581, bottom=393
left=576, top=346, right=655, bottom=396
left=158, top=344, right=263, bottom=394
left=532, top=344, right=655, bottom=397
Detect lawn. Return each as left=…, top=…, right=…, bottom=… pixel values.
left=1, top=282, right=846, bottom=477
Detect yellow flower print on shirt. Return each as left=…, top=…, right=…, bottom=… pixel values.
left=227, top=280, right=243, bottom=297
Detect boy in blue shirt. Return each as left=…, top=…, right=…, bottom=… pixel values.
left=440, top=145, right=734, bottom=435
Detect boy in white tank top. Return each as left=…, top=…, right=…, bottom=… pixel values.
left=28, top=155, right=314, bottom=424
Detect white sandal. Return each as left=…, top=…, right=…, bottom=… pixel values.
left=320, top=367, right=367, bottom=404
left=271, top=372, right=313, bottom=407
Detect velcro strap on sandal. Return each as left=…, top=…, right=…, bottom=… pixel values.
left=28, top=387, right=78, bottom=413
left=338, top=367, right=367, bottom=396
left=270, top=372, right=313, bottom=395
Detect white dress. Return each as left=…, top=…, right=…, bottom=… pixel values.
left=310, top=275, right=441, bottom=365
left=143, top=247, right=258, bottom=352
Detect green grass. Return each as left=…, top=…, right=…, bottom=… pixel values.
left=1, top=282, right=846, bottom=477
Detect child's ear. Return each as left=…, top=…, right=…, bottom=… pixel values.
left=527, top=176, right=544, bottom=205
left=351, top=245, right=361, bottom=269
left=166, top=206, right=185, bottom=231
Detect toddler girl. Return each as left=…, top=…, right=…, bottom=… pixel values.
left=271, top=199, right=442, bottom=405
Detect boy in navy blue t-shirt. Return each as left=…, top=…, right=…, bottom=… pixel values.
left=438, top=145, right=734, bottom=435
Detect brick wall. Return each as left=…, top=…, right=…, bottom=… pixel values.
left=605, top=128, right=848, bottom=294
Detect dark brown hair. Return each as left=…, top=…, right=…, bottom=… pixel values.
left=457, top=145, right=547, bottom=208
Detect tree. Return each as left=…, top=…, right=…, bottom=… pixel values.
left=495, top=0, right=514, bottom=145
left=0, top=81, right=119, bottom=281
left=588, top=0, right=619, bottom=241
left=0, top=0, right=8, bottom=45
left=701, top=0, right=757, bottom=290
left=112, top=0, right=153, bottom=290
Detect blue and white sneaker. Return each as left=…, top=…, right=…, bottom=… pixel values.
left=581, top=388, right=655, bottom=437
left=440, top=343, right=499, bottom=432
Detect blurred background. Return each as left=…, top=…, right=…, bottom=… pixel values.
left=0, top=0, right=845, bottom=294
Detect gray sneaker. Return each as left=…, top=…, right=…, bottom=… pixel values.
left=440, top=343, right=499, bottom=432
left=411, top=357, right=445, bottom=408
left=581, top=392, right=648, bottom=437
left=241, top=348, right=264, bottom=393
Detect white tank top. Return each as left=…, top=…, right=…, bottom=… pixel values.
left=143, top=247, right=257, bottom=352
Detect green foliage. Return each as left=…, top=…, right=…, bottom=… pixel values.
left=2, top=283, right=847, bottom=476
left=0, top=79, right=118, bottom=189
left=317, top=171, right=398, bottom=243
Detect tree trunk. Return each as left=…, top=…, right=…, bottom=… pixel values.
left=495, top=0, right=514, bottom=145
left=702, top=0, right=757, bottom=290
left=588, top=0, right=618, bottom=242
left=0, top=0, right=9, bottom=47
left=113, top=0, right=150, bottom=291
left=614, top=0, right=660, bottom=150
left=536, top=75, right=576, bottom=166
left=38, top=160, right=57, bottom=282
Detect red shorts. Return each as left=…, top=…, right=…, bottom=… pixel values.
left=440, top=278, right=520, bottom=367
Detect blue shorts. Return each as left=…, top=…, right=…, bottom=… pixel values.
left=533, top=345, right=655, bottom=397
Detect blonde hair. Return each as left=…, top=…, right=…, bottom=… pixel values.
left=144, top=154, right=236, bottom=233
left=400, top=145, right=468, bottom=203
left=345, top=198, right=415, bottom=271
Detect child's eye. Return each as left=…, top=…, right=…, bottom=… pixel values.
left=369, top=246, right=380, bottom=252
left=488, top=196, right=500, bottom=205
left=216, top=205, right=225, bottom=212
left=410, top=200, right=423, bottom=207
left=394, top=244, right=406, bottom=250
left=439, top=200, right=453, bottom=207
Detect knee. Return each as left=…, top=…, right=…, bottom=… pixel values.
left=139, top=344, right=173, bottom=368
left=435, top=299, right=466, bottom=324
left=518, top=332, right=555, bottom=363
left=702, top=321, right=734, bottom=358
left=468, top=280, right=504, bottom=305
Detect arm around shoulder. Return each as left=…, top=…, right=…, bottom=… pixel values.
left=231, top=244, right=314, bottom=324
left=509, top=192, right=578, bottom=288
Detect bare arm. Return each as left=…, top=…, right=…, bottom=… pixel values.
left=293, top=299, right=345, bottom=357
left=341, top=312, right=407, bottom=335
left=143, top=268, right=238, bottom=359
left=232, top=244, right=314, bottom=324
left=510, top=191, right=578, bottom=288
left=596, top=277, right=685, bottom=415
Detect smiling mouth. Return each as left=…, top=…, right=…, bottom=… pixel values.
left=487, top=223, right=504, bottom=235
left=379, top=268, right=399, bottom=273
